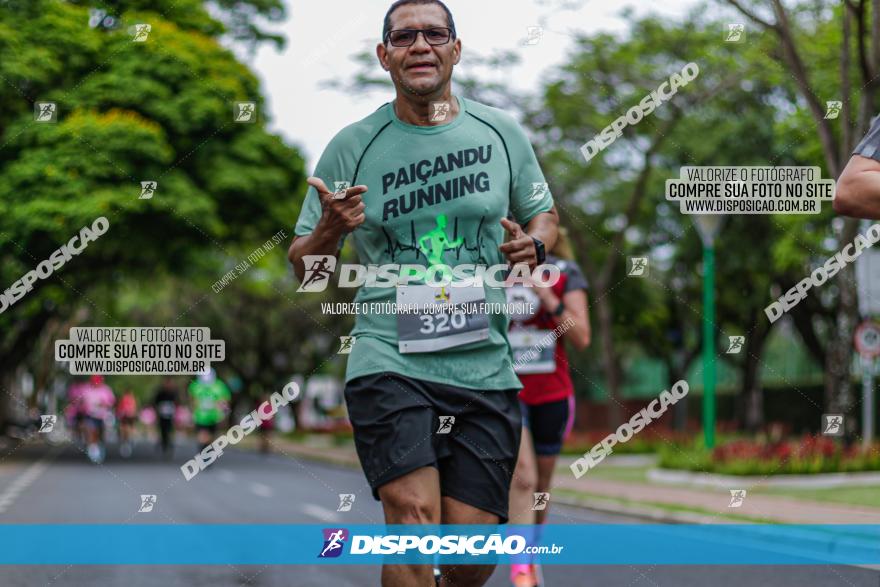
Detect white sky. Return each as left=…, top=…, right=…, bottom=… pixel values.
left=249, top=0, right=700, bottom=166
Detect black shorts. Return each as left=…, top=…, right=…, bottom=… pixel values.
left=344, top=372, right=521, bottom=523
left=195, top=423, right=217, bottom=435
left=84, top=416, right=105, bottom=432
left=520, top=396, right=574, bottom=456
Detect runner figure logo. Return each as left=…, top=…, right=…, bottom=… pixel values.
left=38, top=415, right=56, bottom=433
left=418, top=214, right=463, bottom=282
left=725, top=23, right=745, bottom=42
left=337, top=494, right=355, bottom=512
left=822, top=414, right=844, bottom=436
left=436, top=416, right=455, bottom=434
left=338, top=336, right=356, bottom=354
left=35, top=102, right=57, bottom=122
left=138, top=494, right=157, bottom=513
left=234, top=102, right=256, bottom=123
left=532, top=492, right=550, bottom=510
left=429, top=101, right=450, bottom=122
left=523, top=26, right=543, bottom=45
left=132, top=24, right=151, bottom=42
left=318, top=528, right=348, bottom=558
left=332, top=181, right=351, bottom=200
left=529, top=182, right=549, bottom=201
left=628, top=257, right=648, bottom=277
left=726, top=336, right=744, bottom=354
left=297, top=255, right=337, bottom=292
left=728, top=489, right=746, bottom=508
left=139, top=181, right=157, bottom=200
left=824, top=101, right=842, bottom=120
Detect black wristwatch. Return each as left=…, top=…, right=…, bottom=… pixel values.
left=553, top=299, right=566, bottom=316
left=531, top=237, right=546, bottom=265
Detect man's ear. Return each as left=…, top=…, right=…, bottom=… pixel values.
left=452, top=38, right=462, bottom=66
left=376, top=43, right=389, bottom=71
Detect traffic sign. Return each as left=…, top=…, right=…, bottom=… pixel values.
left=854, top=320, right=880, bottom=358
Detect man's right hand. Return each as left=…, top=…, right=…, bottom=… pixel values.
left=309, top=177, right=368, bottom=234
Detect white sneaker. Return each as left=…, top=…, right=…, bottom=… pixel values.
left=87, top=443, right=101, bottom=463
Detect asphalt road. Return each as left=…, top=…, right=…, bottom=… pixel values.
left=0, top=437, right=876, bottom=587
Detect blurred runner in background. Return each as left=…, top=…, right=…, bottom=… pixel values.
left=153, top=377, right=179, bottom=457
left=188, top=369, right=230, bottom=451
left=80, top=375, right=115, bottom=464
left=117, top=388, right=138, bottom=457
left=255, top=392, right=274, bottom=455
left=65, top=379, right=88, bottom=446
left=506, top=228, right=590, bottom=587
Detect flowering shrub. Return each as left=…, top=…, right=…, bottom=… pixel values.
left=659, top=435, right=880, bottom=475
left=562, top=429, right=692, bottom=455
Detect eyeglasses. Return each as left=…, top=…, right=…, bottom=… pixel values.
left=385, top=27, right=453, bottom=47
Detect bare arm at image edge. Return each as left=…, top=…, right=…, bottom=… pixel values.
left=835, top=116, right=880, bottom=219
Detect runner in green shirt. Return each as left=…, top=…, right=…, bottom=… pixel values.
left=188, top=369, right=230, bottom=451
left=290, top=2, right=558, bottom=585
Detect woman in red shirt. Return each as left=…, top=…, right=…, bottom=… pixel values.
left=507, top=228, right=591, bottom=587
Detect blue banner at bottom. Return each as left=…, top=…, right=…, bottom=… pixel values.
left=1, top=524, right=878, bottom=565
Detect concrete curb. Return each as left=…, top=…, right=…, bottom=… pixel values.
left=648, top=467, right=880, bottom=489
left=270, top=438, right=361, bottom=469
left=551, top=491, right=736, bottom=525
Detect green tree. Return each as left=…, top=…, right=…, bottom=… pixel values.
left=0, top=0, right=302, bottom=421
left=724, top=0, right=876, bottom=438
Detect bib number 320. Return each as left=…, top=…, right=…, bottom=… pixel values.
left=397, top=284, right=489, bottom=353
left=419, top=312, right=467, bottom=334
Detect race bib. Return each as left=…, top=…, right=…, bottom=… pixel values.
left=397, top=284, right=489, bottom=353
left=509, top=329, right=556, bottom=374
left=505, top=284, right=541, bottom=323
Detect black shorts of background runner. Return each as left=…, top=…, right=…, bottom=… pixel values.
left=84, top=416, right=105, bottom=433
left=520, top=396, right=574, bottom=456
left=195, top=423, right=217, bottom=435
left=158, top=418, right=174, bottom=452
left=344, top=372, right=521, bottom=523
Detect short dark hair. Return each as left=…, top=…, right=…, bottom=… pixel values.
left=382, top=0, right=457, bottom=43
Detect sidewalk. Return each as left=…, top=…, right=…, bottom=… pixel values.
left=266, top=435, right=880, bottom=525
left=554, top=474, right=880, bottom=524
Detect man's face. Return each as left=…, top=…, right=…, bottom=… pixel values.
left=377, top=3, right=461, bottom=97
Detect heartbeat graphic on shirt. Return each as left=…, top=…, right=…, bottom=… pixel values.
left=382, top=216, right=489, bottom=264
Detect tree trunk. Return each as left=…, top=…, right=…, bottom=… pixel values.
left=826, top=251, right=859, bottom=439
left=594, top=292, right=622, bottom=426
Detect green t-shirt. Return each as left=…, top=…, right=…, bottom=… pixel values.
left=294, top=96, right=553, bottom=390
left=188, top=380, right=230, bottom=425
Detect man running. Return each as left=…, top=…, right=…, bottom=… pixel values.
left=187, top=369, right=230, bottom=452
left=289, top=2, right=558, bottom=585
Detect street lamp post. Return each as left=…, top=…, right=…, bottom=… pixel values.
left=692, top=215, right=724, bottom=449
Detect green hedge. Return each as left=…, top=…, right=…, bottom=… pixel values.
left=659, top=436, right=880, bottom=475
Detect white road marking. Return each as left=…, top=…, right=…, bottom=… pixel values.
left=0, top=458, right=50, bottom=513
left=302, top=503, right=341, bottom=523
left=218, top=470, right=236, bottom=484
left=250, top=482, right=273, bottom=498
